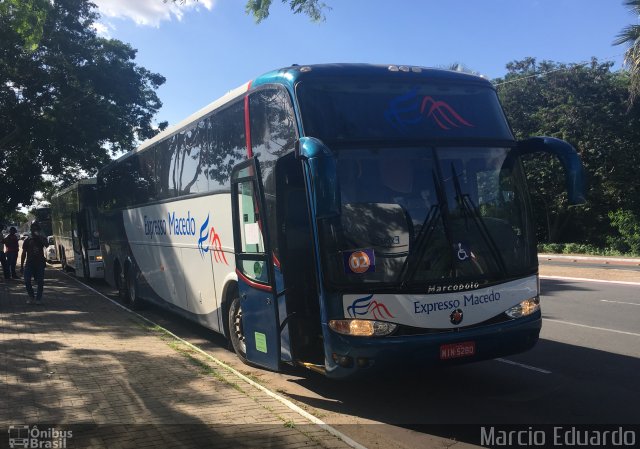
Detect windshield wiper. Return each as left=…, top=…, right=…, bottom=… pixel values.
left=398, top=171, right=442, bottom=289
left=450, top=163, right=508, bottom=275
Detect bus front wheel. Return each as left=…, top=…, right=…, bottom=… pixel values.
left=114, top=263, right=126, bottom=299
left=228, top=296, right=248, bottom=365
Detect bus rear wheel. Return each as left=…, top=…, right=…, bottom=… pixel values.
left=126, top=265, right=144, bottom=310
left=228, top=296, right=248, bottom=365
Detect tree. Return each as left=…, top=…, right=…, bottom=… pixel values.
left=169, top=0, right=330, bottom=23
left=495, top=58, right=640, bottom=245
left=0, top=0, right=47, bottom=51
left=0, top=0, right=167, bottom=222
left=0, top=210, right=27, bottom=229
left=245, top=0, right=329, bottom=23
left=613, top=0, right=640, bottom=103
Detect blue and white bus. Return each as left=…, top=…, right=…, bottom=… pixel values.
left=97, top=64, right=584, bottom=378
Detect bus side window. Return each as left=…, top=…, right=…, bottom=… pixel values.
left=250, top=87, right=297, bottom=168
left=236, top=181, right=267, bottom=283
left=170, top=124, right=209, bottom=195
left=207, top=100, right=247, bottom=191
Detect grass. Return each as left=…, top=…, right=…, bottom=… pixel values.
left=538, top=243, right=640, bottom=257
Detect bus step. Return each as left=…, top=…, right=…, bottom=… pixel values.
left=298, top=361, right=326, bottom=375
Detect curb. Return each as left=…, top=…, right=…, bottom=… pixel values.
left=538, top=254, right=640, bottom=265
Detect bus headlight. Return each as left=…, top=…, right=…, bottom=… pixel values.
left=329, top=319, right=397, bottom=337
left=95, top=255, right=103, bottom=261
left=504, top=297, right=540, bottom=319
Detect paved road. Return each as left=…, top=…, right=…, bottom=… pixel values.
left=69, top=267, right=639, bottom=449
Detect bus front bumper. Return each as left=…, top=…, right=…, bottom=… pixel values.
left=322, top=312, right=541, bottom=379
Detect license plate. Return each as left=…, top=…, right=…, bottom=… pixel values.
left=440, top=341, right=476, bottom=360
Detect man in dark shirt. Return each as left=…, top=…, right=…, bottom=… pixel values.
left=2, top=227, right=20, bottom=279
left=20, top=222, right=49, bottom=305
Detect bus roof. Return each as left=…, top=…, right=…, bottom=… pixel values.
left=102, top=64, right=494, bottom=172
left=252, top=63, right=493, bottom=89
left=52, top=178, right=97, bottom=199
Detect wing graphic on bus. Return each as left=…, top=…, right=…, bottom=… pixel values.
left=420, top=96, right=473, bottom=130
left=209, top=226, right=228, bottom=265
left=385, top=90, right=473, bottom=132
left=197, top=214, right=210, bottom=256
left=347, top=294, right=394, bottom=320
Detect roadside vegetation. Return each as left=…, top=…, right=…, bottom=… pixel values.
left=496, top=58, right=640, bottom=257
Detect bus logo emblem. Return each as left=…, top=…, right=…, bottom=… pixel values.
left=347, top=294, right=394, bottom=320
left=450, top=309, right=464, bottom=325
left=198, top=214, right=228, bottom=265
left=344, top=249, right=375, bottom=274
left=385, top=90, right=474, bottom=132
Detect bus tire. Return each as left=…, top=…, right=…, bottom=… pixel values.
left=82, top=256, right=90, bottom=279
left=60, top=248, right=69, bottom=272
left=126, top=265, right=144, bottom=310
left=114, top=262, right=126, bottom=299
left=228, top=295, right=249, bottom=365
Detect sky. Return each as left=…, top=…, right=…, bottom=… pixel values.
left=91, top=0, right=635, bottom=129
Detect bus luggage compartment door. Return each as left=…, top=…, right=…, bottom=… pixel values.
left=231, top=158, right=281, bottom=371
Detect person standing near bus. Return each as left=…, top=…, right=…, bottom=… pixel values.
left=20, top=222, right=49, bottom=305
left=0, top=245, right=8, bottom=280
left=2, top=227, right=20, bottom=279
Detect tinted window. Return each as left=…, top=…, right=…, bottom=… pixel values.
left=166, top=123, right=209, bottom=196
left=250, top=87, right=297, bottom=180
left=297, top=80, right=513, bottom=143
left=136, top=148, right=156, bottom=204
left=155, top=139, right=173, bottom=200
left=100, top=98, right=249, bottom=209
left=206, top=100, right=247, bottom=191
left=99, top=162, right=128, bottom=210
left=249, top=88, right=298, bottom=261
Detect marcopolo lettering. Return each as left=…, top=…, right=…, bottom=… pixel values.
left=414, top=299, right=460, bottom=315
left=427, top=282, right=480, bottom=294
left=144, top=216, right=167, bottom=238
left=168, top=211, right=197, bottom=236
left=464, top=290, right=501, bottom=306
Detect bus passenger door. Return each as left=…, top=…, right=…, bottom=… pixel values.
left=230, top=158, right=281, bottom=371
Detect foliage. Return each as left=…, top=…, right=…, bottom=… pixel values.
left=0, top=0, right=166, bottom=222
left=495, top=58, right=640, bottom=248
left=245, top=0, right=329, bottom=23
left=536, top=242, right=638, bottom=257
left=607, top=209, right=640, bottom=254
left=0, top=210, right=28, bottom=228
left=169, top=0, right=330, bottom=23
left=0, top=0, right=48, bottom=51
left=613, top=0, right=640, bottom=103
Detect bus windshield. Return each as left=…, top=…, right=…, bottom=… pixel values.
left=318, top=146, right=537, bottom=289
left=84, top=207, right=101, bottom=250
left=297, top=79, right=513, bottom=143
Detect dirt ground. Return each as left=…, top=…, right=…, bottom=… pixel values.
left=539, top=259, right=640, bottom=283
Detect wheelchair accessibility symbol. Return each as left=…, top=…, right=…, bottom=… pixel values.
left=456, top=242, right=470, bottom=261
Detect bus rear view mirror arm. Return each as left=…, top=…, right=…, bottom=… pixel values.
left=516, top=136, right=586, bottom=206
left=298, top=137, right=341, bottom=218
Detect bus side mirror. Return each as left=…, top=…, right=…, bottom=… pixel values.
left=297, top=137, right=340, bottom=218
left=516, top=136, right=586, bottom=205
